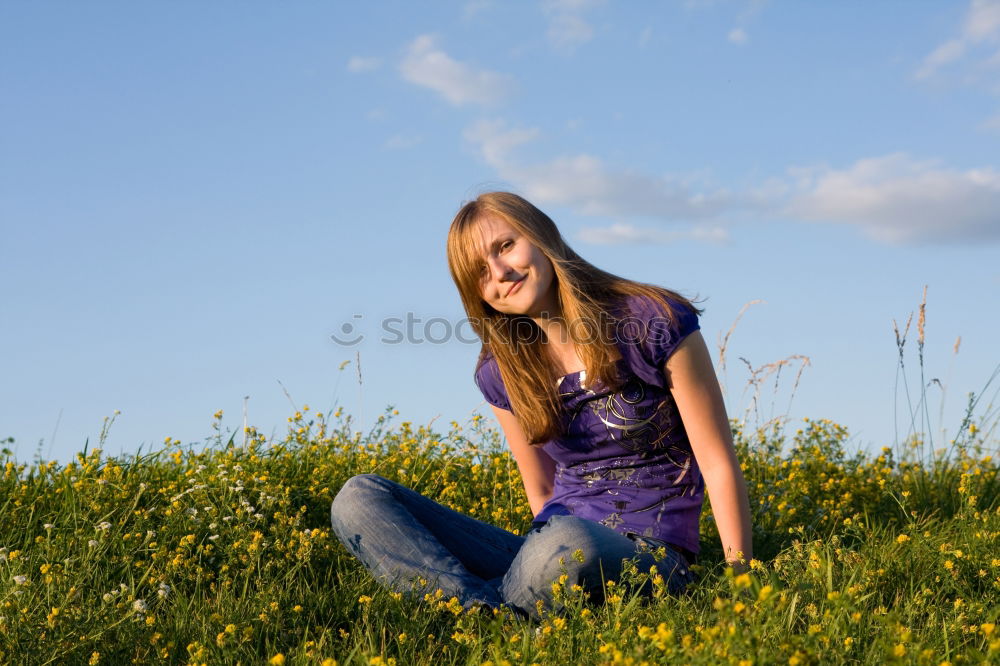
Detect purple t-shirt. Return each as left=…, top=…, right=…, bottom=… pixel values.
left=474, top=293, right=705, bottom=555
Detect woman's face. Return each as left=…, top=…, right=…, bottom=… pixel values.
left=476, top=214, right=558, bottom=318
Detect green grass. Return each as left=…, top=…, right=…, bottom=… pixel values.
left=0, top=402, right=997, bottom=665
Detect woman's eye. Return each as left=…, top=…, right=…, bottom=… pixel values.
left=500, top=240, right=514, bottom=251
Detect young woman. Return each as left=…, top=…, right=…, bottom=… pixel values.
left=330, top=192, right=752, bottom=619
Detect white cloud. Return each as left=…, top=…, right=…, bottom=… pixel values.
left=542, top=0, right=601, bottom=12
left=466, top=120, right=1000, bottom=246
left=541, top=0, right=604, bottom=53
left=638, top=26, right=653, bottom=48
left=915, top=0, right=1000, bottom=79
left=464, top=119, right=735, bottom=226
left=577, top=223, right=730, bottom=245
left=981, top=112, right=1000, bottom=130
left=784, top=153, right=1000, bottom=244
left=463, top=0, right=492, bottom=19
left=463, top=119, right=539, bottom=166
left=548, top=14, right=594, bottom=52
left=399, top=35, right=514, bottom=106
left=384, top=134, right=423, bottom=150
left=968, top=0, right=1000, bottom=40
left=727, top=28, right=748, bottom=45
left=346, top=56, right=381, bottom=73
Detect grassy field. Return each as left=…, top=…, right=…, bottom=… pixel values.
left=0, top=397, right=997, bottom=665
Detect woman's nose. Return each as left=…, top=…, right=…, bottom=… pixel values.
left=486, top=256, right=512, bottom=282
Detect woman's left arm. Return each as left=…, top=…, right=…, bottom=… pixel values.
left=664, top=330, right=753, bottom=570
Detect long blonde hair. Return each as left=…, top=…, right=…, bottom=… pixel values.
left=446, top=192, right=701, bottom=444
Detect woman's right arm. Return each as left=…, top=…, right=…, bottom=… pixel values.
left=490, top=405, right=556, bottom=517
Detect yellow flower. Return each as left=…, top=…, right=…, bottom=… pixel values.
left=268, top=655, right=285, bottom=666
left=358, top=595, right=373, bottom=604
left=896, top=534, right=910, bottom=544
left=321, top=660, right=338, bottom=666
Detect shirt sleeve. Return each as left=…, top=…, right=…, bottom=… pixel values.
left=617, top=294, right=701, bottom=387
left=474, top=354, right=512, bottom=411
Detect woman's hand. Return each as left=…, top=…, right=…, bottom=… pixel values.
left=664, top=330, right=754, bottom=568
left=490, top=405, right=557, bottom=517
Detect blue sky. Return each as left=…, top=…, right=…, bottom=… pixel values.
left=2, top=1, right=998, bottom=463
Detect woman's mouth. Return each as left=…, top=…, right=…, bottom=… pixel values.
left=506, top=278, right=525, bottom=296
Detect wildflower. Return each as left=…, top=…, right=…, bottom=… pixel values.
left=358, top=595, right=373, bottom=604
left=896, top=534, right=910, bottom=544
left=893, top=644, right=906, bottom=657
left=268, top=655, right=285, bottom=666
left=88, top=540, right=99, bottom=548
left=12, top=575, right=27, bottom=586
left=133, top=599, right=148, bottom=613
left=43, top=523, right=54, bottom=530
left=88, top=652, right=101, bottom=665
left=97, top=522, right=111, bottom=531
left=321, top=660, right=338, bottom=666
left=158, top=583, right=171, bottom=599
left=983, top=623, right=995, bottom=636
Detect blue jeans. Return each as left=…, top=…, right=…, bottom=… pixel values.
left=329, top=474, right=695, bottom=619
